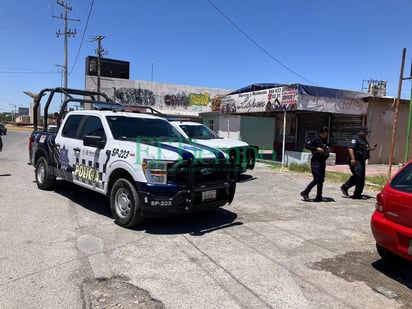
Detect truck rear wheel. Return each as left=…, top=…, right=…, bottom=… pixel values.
left=110, top=178, right=143, bottom=228
left=35, top=156, right=56, bottom=190
left=247, top=148, right=256, bottom=170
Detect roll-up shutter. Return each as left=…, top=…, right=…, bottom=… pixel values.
left=330, top=114, right=362, bottom=147
left=297, top=113, right=329, bottom=150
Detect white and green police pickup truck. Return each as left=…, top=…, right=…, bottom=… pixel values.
left=29, top=88, right=236, bottom=228
left=170, top=121, right=258, bottom=174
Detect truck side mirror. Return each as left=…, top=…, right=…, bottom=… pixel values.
left=83, top=135, right=106, bottom=149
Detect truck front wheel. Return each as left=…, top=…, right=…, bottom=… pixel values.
left=35, top=156, right=56, bottom=190
left=110, top=178, right=143, bottom=228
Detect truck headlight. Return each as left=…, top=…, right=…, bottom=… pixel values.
left=142, top=159, right=168, bottom=184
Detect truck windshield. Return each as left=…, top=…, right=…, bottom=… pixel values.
left=106, top=116, right=186, bottom=142
left=179, top=124, right=220, bottom=139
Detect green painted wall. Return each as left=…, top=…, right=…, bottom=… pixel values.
left=240, top=116, right=275, bottom=152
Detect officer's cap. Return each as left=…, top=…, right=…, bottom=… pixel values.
left=318, top=126, right=328, bottom=133
left=359, top=125, right=370, bottom=133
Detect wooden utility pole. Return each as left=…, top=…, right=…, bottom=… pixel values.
left=388, top=48, right=407, bottom=179
left=92, top=35, right=107, bottom=100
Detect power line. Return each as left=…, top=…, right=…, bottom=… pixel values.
left=53, top=0, right=79, bottom=89
left=70, top=0, right=95, bottom=75
left=206, top=0, right=317, bottom=85
left=0, top=71, right=56, bottom=74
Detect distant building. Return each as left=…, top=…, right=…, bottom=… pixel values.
left=18, top=107, right=29, bottom=116
left=16, top=115, right=30, bottom=123
left=85, top=75, right=231, bottom=117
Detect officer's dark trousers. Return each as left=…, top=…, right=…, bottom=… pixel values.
left=342, top=160, right=366, bottom=197
left=303, top=159, right=326, bottom=198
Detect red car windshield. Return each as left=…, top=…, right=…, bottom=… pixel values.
left=390, top=163, right=412, bottom=193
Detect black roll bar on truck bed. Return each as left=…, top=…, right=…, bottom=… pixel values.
left=32, top=87, right=116, bottom=131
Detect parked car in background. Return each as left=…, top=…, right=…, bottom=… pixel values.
left=371, top=160, right=412, bottom=262
left=170, top=121, right=258, bottom=174
left=0, top=123, right=7, bottom=135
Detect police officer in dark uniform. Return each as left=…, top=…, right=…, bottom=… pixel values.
left=300, top=126, right=330, bottom=202
left=341, top=126, right=376, bottom=199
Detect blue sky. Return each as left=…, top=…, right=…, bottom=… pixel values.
left=1, top=0, right=412, bottom=113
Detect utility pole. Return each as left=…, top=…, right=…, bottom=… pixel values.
left=53, top=0, right=79, bottom=91
left=403, top=58, right=412, bottom=162
left=8, top=103, right=17, bottom=123
left=388, top=48, right=406, bottom=179
left=92, top=35, right=108, bottom=99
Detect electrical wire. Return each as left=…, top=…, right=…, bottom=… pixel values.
left=206, top=0, right=317, bottom=85
left=69, top=0, right=95, bottom=75
left=0, top=6, right=48, bottom=30
left=0, top=70, right=55, bottom=74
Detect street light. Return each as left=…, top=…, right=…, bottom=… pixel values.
left=55, top=64, right=64, bottom=86
left=8, top=103, right=16, bottom=122
left=55, top=64, right=64, bottom=106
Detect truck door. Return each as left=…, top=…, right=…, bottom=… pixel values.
left=56, top=114, right=109, bottom=193
left=54, top=114, right=82, bottom=182
left=73, top=115, right=108, bottom=193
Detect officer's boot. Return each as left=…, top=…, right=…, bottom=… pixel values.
left=314, top=184, right=323, bottom=202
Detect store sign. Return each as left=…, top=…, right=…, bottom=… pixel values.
left=221, top=86, right=298, bottom=114
left=221, top=84, right=368, bottom=115
left=298, top=94, right=368, bottom=115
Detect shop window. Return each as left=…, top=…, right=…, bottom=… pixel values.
left=208, top=119, right=214, bottom=131
left=275, top=114, right=296, bottom=143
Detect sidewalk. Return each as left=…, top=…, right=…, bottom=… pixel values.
left=6, top=125, right=33, bottom=131
left=326, top=163, right=401, bottom=177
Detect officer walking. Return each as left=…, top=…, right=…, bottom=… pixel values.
left=300, top=126, right=330, bottom=202
left=341, top=126, right=376, bottom=199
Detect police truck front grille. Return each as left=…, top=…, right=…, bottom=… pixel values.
left=168, top=159, right=230, bottom=185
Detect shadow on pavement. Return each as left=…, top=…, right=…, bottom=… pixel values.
left=135, top=208, right=241, bottom=236
left=360, top=194, right=375, bottom=200
left=53, top=180, right=113, bottom=218
left=52, top=180, right=241, bottom=235
left=237, top=173, right=257, bottom=183
left=372, top=257, right=412, bottom=289
left=301, top=197, right=336, bottom=202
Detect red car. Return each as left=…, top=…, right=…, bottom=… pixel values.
left=371, top=160, right=412, bottom=262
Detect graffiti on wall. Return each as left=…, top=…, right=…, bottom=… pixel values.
left=92, top=75, right=230, bottom=112
left=188, top=93, right=210, bottom=106
left=164, top=92, right=190, bottom=108
left=114, top=86, right=214, bottom=109
left=211, top=96, right=221, bottom=111
left=164, top=92, right=212, bottom=108
left=114, top=87, right=155, bottom=106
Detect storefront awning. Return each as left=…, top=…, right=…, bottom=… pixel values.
left=221, top=83, right=371, bottom=115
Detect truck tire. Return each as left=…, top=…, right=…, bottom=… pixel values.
left=247, top=148, right=256, bottom=170
left=110, top=178, right=143, bottom=228
left=35, top=156, right=56, bottom=190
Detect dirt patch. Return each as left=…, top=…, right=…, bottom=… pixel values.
left=82, top=276, right=164, bottom=309
left=310, top=251, right=412, bottom=309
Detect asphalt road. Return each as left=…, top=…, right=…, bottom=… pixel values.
left=0, top=129, right=411, bottom=309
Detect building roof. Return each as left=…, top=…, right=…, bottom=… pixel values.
left=220, top=83, right=376, bottom=115
left=227, top=83, right=371, bottom=100
left=226, top=83, right=282, bottom=95
left=298, top=84, right=370, bottom=100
